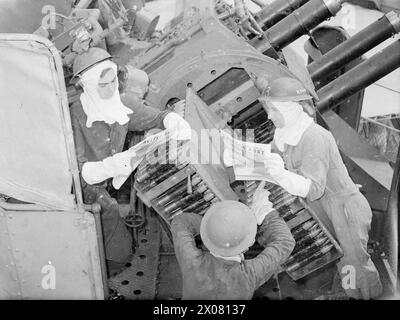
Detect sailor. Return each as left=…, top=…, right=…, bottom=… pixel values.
left=171, top=183, right=295, bottom=300
left=70, top=47, right=191, bottom=276
left=258, top=77, right=382, bottom=299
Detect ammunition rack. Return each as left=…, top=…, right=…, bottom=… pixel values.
left=264, top=181, right=343, bottom=281
left=134, top=96, right=238, bottom=226
left=134, top=145, right=240, bottom=226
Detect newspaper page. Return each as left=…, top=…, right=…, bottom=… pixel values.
left=220, top=130, right=276, bottom=182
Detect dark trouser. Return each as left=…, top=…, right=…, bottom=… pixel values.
left=83, top=185, right=133, bottom=276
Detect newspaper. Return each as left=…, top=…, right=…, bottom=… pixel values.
left=129, top=129, right=170, bottom=159
left=220, top=130, right=276, bottom=182
left=112, top=129, right=177, bottom=189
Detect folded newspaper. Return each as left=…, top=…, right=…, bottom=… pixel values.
left=131, top=129, right=171, bottom=159
left=220, top=130, right=276, bottom=182
left=112, top=129, right=184, bottom=189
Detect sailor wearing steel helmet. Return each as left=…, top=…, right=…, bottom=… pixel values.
left=257, top=76, right=382, bottom=299
left=69, top=47, right=191, bottom=276
left=171, top=187, right=295, bottom=300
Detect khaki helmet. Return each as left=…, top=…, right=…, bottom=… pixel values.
left=263, top=77, right=312, bottom=102
left=72, top=47, right=112, bottom=79
left=200, top=201, right=257, bottom=257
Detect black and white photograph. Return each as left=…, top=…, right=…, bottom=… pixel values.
left=0, top=0, right=399, bottom=308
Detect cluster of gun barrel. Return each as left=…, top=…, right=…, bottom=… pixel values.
left=264, top=182, right=335, bottom=273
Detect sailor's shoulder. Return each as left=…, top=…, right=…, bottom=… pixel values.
left=303, top=122, right=330, bottom=138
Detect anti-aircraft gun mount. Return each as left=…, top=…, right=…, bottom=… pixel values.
left=0, top=0, right=399, bottom=299
left=58, top=0, right=400, bottom=299
left=107, top=0, right=400, bottom=299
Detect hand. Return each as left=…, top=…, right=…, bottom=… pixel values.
left=250, top=181, right=275, bottom=225
left=112, top=151, right=143, bottom=190
left=103, top=149, right=137, bottom=177
left=163, top=112, right=192, bottom=141
left=81, top=149, right=137, bottom=186
left=263, top=153, right=285, bottom=177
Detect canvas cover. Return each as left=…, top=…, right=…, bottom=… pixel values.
left=0, top=35, right=77, bottom=210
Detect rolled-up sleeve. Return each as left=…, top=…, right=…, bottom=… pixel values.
left=296, top=134, right=330, bottom=201
left=247, top=211, right=295, bottom=288
left=122, top=94, right=170, bottom=132
left=171, top=213, right=203, bottom=270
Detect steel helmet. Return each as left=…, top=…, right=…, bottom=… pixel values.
left=262, top=77, right=312, bottom=102
left=72, top=47, right=112, bottom=79
left=200, top=201, right=257, bottom=257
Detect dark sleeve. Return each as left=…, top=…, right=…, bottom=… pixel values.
left=70, top=105, right=88, bottom=172
left=70, top=104, right=107, bottom=197
left=171, top=213, right=203, bottom=270
left=122, top=94, right=170, bottom=132
left=247, top=211, right=295, bottom=288
left=296, top=130, right=330, bottom=201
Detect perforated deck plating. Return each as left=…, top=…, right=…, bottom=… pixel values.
left=108, top=214, right=161, bottom=299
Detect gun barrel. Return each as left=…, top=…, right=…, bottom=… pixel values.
left=254, top=0, right=311, bottom=30
left=251, top=0, right=342, bottom=53
left=308, top=11, right=400, bottom=83
left=317, top=40, right=400, bottom=113
left=75, top=0, right=93, bottom=9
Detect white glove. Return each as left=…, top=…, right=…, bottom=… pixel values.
left=263, top=154, right=311, bottom=198
left=272, top=171, right=311, bottom=198
left=250, top=181, right=275, bottom=225
left=263, top=153, right=286, bottom=177
left=82, top=149, right=137, bottom=189
left=112, top=156, right=143, bottom=190
left=163, top=112, right=192, bottom=141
